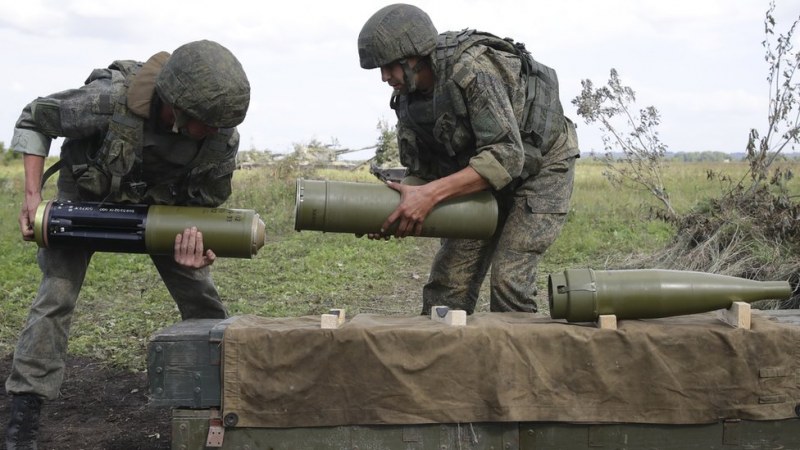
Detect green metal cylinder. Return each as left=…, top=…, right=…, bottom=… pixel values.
left=294, top=179, right=498, bottom=239
left=145, top=205, right=266, bottom=258
left=548, top=268, right=792, bottom=322
left=34, top=200, right=266, bottom=258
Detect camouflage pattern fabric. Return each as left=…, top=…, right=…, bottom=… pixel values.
left=5, top=47, right=244, bottom=399
left=423, top=154, right=576, bottom=314
left=5, top=174, right=227, bottom=399
left=392, top=37, right=580, bottom=314
left=358, top=4, right=438, bottom=69
left=397, top=43, right=579, bottom=188
left=16, top=52, right=240, bottom=206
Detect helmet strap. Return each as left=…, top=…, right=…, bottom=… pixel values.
left=171, top=108, right=191, bottom=134
left=398, top=59, right=419, bottom=94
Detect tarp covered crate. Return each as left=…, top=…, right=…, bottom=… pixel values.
left=147, top=311, right=800, bottom=449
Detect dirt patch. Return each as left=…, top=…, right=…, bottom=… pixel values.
left=0, top=353, right=170, bottom=450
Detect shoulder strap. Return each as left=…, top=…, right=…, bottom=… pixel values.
left=108, top=59, right=142, bottom=77
left=434, top=29, right=566, bottom=180
left=102, top=64, right=146, bottom=197
left=436, top=29, right=521, bottom=67
left=40, top=159, right=64, bottom=190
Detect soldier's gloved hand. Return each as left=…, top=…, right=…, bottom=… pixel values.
left=174, top=227, right=216, bottom=268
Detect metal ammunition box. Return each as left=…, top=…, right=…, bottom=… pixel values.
left=147, top=318, right=233, bottom=408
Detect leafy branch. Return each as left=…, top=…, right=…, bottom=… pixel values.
left=572, top=69, right=676, bottom=218
left=745, top=0, right=800, bottom=187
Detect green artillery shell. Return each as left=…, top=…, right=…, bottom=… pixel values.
left=294, top=178, right=498, bottom=239
left=145, top=205, right=266, bottom=258
left=34, top=200, right=266, bottom=259
left=548, top=268, right=792, bottom=322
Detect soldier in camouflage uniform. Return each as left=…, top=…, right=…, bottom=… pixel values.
left=358, top=4, right=580, bottom=316
left=5, top=40, right=250, bottom=450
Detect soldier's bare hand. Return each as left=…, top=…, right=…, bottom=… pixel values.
left=19, top=192, right=42, bottom=241
left=174, top=227, right=216, bottom=268
left=382, top=182, right=432, bottom=237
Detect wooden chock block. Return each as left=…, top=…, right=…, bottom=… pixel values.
left=718, top=301, right=751, bottom=329
left=430, top=305, right=467, bottom=327
left=329, top=308, right=346, bottom=326
left=444, top=310, right=467, bottom=327
left=596, top=314, right=617, bottom=330
left=320, top=314, right=340, bottom=329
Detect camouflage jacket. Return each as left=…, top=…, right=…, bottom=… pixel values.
left=392, top=30, right=579, bottom=192
left=10, top=52, right=240, bottom=207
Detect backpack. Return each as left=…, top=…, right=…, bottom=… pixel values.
left=435, top=29, right=566, bottom=179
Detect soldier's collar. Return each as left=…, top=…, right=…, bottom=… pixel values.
left=127, top=51, right=170, bottom=118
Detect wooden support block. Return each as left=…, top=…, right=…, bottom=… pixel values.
left=329, top=308, right=346, bottom=326
left=444, top=310, right=467, bottom=327
left=430, top=305, right=467, bottom=327
left=596, top=314, right=617, bottom=330
left=320, top=314, right=340, bottom=329
left=718, top=301, right=751, bottom=329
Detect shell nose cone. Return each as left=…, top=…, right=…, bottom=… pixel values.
left=252, top=214, right=266, bottom=256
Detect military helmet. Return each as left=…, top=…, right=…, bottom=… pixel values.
left=155, top=40, right=250, bottom=128
left=358, top=4, right=438, bottom=69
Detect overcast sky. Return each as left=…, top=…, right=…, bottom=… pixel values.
left=1, top=0, right=798, bottom=160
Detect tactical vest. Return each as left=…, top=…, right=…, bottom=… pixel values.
left=56, top=60, right=236, bottom=206
left=392, top=29, right=566, bottom=180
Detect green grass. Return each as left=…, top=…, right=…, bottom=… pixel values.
left=1, top=157, right=798, bottom=370
left=546, top=161, right=697, bottom=269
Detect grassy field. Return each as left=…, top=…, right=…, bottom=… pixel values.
left=0, top=157, right=797, bottom=370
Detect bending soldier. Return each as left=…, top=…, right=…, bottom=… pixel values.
left=358, top=4, right=580, bottom=315
left=5, top=40, right=250, bottom=449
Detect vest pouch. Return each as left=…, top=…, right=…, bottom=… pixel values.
left=72, top=139, right=137, bottom=201
left=141, top=183, right=179, bottom=205
left=59, top=138, right=109, bottom=200
left=397, top=126, right=421, bottom=172
left=435, top=81, right=473, bottom=156
left=175, top=159, right=236, bottom=207
left=104, top=139, right=137, bottom=178
left=433, top=112, right=473, bottom=157
left=521, top=141, right=544, bottom=179
left=432, top=112, right=456, bottom=156
left=75, top=166, right=112, bottom=200
left=527, top=103, right=564, bottom=154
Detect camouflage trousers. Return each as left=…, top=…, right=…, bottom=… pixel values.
left=422, top=156, right=576, bottom=315
left=5, top=178, right=227, bottom=400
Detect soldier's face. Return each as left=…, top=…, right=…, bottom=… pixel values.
left=182, top=118, right=219, bottom=141
left=380, top=60, right=408, bottom=93
left=380, top=57, right=433, bottom=95
left=172, top=108, right=219, bottom=140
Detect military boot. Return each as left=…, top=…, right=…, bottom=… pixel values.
left=5, top=394, right=43, bottom=450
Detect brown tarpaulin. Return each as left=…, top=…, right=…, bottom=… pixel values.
left=221, top=312, right=800, bottom=428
